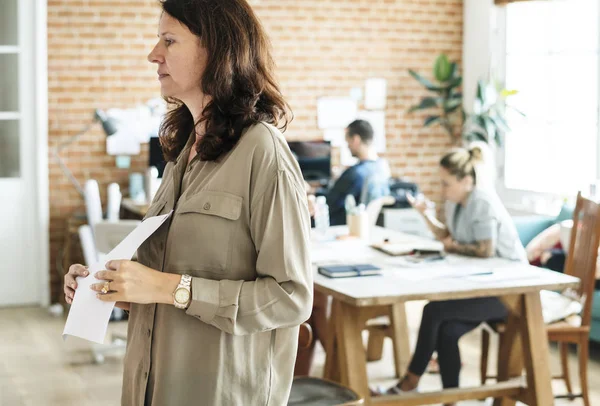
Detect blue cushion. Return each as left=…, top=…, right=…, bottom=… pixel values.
left=592, top=291, right=600, bottom=321
left=513, top=215, right=554, bottom=247
left=555, top=203, right=575, bottom=223
left=590, top=320, right=600, bottom=343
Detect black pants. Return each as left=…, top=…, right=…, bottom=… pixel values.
left=407, top=297, right=508, bottom=388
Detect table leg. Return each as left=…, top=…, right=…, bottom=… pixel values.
left=389, top=302, right=411, bottom=378
left=494, top=295, right=524, bottom=406
left=337, top=300, right=370, bottom=402
left=323, top=299, right=340, bottom=382
left=520, top=291, right=553, bottom=405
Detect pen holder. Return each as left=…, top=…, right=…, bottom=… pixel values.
left=347, top=211, right=369, bottom=240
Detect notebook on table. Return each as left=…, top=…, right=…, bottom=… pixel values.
left=371, top=240, right=444, bottom=257
left=317, top=264, right=382, bottom=278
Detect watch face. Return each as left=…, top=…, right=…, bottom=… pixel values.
left=175, top=288, right=191, bottom=304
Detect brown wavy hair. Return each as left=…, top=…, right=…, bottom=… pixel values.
left=158, top=0, right=292, bottom=162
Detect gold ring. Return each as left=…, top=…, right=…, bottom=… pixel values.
left=101, top=281, right=110, bottom=294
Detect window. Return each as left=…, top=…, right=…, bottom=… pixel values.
left=502, top=0, right=599, bottom=195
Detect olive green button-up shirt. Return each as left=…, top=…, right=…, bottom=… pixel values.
left=121, top=122, right=313, bottom=406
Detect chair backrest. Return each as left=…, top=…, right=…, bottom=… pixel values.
left=106, top=182, right=122, bottom=222
left=78, top=224, right=99, bottom=265
left=366, top=195, right=396, bottom=226
left=298, top=322, right=313, bottom=349
left=564, top=192, right=600, bottom=327
left=84, top=179, right=103, bottom=230
left=93, top=220, right=140, bottom=254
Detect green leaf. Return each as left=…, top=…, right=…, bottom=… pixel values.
left=464, top=131, right=488, bottom=143
left=483, top=116, right=496, bottom=142
left=444, top=99, right=462, bottom=114
left=449, top=62, right=458, bottom=79
left=446, top=76, right=463, bottom=91
left=495, top=132, right=503, bottom=147
left=408, top=97, right=440, bottom=113
left=440, top=118, right=455, bottom=139
left=474, top=114, right=486, bottom=129
left=424, top=116, right=441, bottom=127
left=434, top=54, right=452, bottom=82
left=507, top=104, right=526, bottom=117
left=476, top=80, right=486, bottom=104
left=490, top=115, right=510, bottom=132
left=500, top=89, right=518, bottom=98
left=409, top=70, right=444, bottom=92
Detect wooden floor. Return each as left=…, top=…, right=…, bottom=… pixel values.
left=1, top=304, right=599, bottom=405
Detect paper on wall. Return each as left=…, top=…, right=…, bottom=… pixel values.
left=317, top=97, right=357, bottom=130
left=63, top=211, right=173, bottom=344
left=106, top=132, right=141, bottom=156
left=323, top=128, right=346, bottom=147
left=364, top=78, right=387, bottom=110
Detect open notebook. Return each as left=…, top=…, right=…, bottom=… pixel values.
left=371, top=240, right=444, bottom=256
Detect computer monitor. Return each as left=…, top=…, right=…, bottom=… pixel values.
left=287, top=141, right=331, bottom=182
left=149, top=136, right=166, bottom=178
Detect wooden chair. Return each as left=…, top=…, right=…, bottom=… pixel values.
left=290, top=323, right=364, bottom=405
left=480, top=192, right=600, bottom=406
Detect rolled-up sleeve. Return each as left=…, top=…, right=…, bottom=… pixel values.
left=186, top=169, right=313, bottom=336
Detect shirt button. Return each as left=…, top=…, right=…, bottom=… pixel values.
left=144, top=372, right=148, bottom=379
left=203, top=202, right=211, bottom=211
left=148, top=329, right=152, bottom=337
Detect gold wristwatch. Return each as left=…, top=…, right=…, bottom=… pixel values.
left=173, top=274, right=192, bottom=309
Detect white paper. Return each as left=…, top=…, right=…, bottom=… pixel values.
left=106, top=132, right=141, bottom=155
left=350, top=87, right=363, bottom=102
left=106, top=102, right=164, bottom=144
left=364, top=78, right=387, bottom=110
left=317, top=97, right=357, bottom=130
left=357, top=110, right=386, bottom=152
left=389, top=265, right=501, bottom=281
left=323, top=128, right=346, bottom=147
left=63, top=211, right=173, bottom=344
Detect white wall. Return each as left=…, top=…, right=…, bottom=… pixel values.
left=462, top=0, right=495, bottom=115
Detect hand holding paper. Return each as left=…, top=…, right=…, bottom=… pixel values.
left=63, top=211, right=173, bottom=344
left=90, top=259, right=179, bottom=305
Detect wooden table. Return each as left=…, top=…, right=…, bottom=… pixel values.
left=312, top=227, right=580, bottom=406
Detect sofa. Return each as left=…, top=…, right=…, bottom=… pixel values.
left=513, top=204, right=600, bottom=343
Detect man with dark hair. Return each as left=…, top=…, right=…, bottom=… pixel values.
left=310, top=119, right=390, bottom=225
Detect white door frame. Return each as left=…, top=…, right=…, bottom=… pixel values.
left=32, top=0, right=49, bottom=306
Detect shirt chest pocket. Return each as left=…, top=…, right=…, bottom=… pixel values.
left=173, top=191, right=243, bottom=273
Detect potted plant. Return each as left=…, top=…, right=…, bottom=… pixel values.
left=408, top=54, right=522, bottom=146
left=462, top=79, right=521, bottom=146
left=408, top=54, right=464, bottom=143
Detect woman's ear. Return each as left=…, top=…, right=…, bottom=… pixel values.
left=462, top=175, right=475, bottom=191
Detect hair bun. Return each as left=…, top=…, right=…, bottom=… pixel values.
left=469, top=145, right=483, bottom=163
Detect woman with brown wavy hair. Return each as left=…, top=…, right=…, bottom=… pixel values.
left=63, top=1, right=313, bottom=404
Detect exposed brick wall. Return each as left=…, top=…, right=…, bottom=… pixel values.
left=47, top=0, right=462, bottom=302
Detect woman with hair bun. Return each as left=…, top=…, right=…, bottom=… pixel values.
left=376, top=145, right=526, bottom=403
